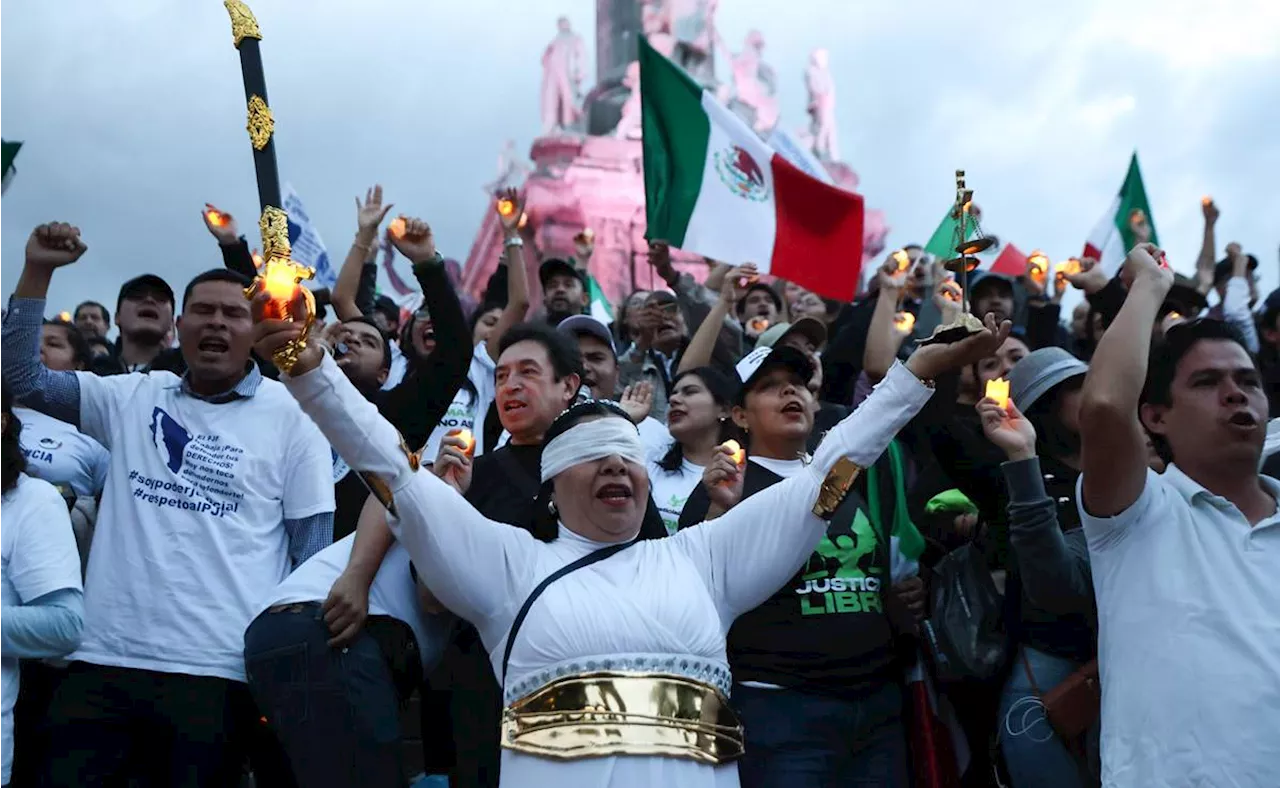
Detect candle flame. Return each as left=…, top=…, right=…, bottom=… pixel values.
left=1056, top=259, right=1081, bottom=279
left=985, top=377, right=1010, bottom=411
left=388, top=217, right=407, bottom=239
left=893, top=311, right=915, bottom=333
left=261, top=258, right=300, bottom=302
left=496, top=198, right=517, bottom=218
left=747, top=317, right=770, bottom=333
left=452, top=428, right=475, bottom=457
left=891, top=249, right=911, bottom=272
left=58, top=311, right=72, bottom=322
left=722, top=439, right=745, bottom=466
left=205, top=209, right=227, bottom=227
left=1201, top=195, right=1212, bottom=206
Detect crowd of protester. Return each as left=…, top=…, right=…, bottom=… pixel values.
left=1, top=188, right=1277, bottom=788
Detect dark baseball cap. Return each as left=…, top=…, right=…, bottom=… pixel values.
left=116, top=274, right=175, bottom=311
left=538, top=258, right=587, bottom=288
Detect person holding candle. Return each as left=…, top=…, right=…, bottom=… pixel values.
left=2, top=222, right=336, bottom=785
left=977, top=347, right=1101, bottom=788
left=250, top=274, right=1009, bottom=788
left=676, top=336, right=983, bottom=788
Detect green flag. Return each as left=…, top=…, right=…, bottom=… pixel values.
left=923, top=206, right=976, bottom=259
left=2, top=140, right=22, bottom=195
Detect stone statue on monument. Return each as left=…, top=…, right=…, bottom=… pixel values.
left=641, top=0, right=676, bottom=57
left=805, top=48, right=839, bottom=162
left=612, top=61, right=643, bottom=140
left=483, top=139, right=532, bottom=194
left=668, top=0, right=718, bottom=84
left=727, top=30, right=779, bottom=133
left=540, top=16, right=586, bottom=134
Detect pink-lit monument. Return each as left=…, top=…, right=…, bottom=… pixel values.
left=459, top=0, right=888, bottom=308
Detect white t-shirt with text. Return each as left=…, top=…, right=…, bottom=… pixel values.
left=2, top=474, right=82, bottom=783
left=17, top=406, right=109, bottom=498
left=70, top=370, right=335, bottom=682
left=646, top=457, right=704, bottom=536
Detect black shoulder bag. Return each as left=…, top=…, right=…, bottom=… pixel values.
left=500, top=541, right=637, bottom=685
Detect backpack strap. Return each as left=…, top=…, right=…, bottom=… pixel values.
left=501, top=540, right=637, bottom=686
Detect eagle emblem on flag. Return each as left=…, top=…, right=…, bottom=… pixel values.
left=714, top=144, right=769, bottom=202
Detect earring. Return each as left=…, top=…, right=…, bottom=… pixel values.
left=548, top=499, right=558, bottom=517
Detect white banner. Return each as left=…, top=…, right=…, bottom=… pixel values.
left=767, top=127, right=833, bottom=186
left=282, top=183, right=336, bottom=289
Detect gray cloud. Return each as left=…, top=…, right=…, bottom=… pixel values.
left=3, top=0, right=1277, bottom=323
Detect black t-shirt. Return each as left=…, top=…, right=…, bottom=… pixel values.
left=678, top=456, right=900, bottom=699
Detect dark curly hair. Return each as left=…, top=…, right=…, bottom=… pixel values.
left=2, top=384, right=28, bottom=494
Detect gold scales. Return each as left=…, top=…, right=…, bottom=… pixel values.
left=918, top=169, right=994, bottom=346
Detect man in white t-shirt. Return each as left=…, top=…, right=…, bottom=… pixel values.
left=1077, top=243, right=1280, bottom=787
left=2, top=222, right=335, bottom=786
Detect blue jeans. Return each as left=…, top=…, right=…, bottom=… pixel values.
left=998, top=645, right=1096, bottom=788
left=244, top=605, right=404, bottom=788
left=733, top=682, right=909, bottom=788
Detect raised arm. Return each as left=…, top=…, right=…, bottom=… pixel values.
left=381, top=217, right=472, bottom=450
left=332, top=186, right=394, bottom=321
left=675, top=319, right=1009, bottom=621
left=201, top=204, right=258, bottom=279
left=676, top=264, right=752, bottom=374
left=1195, top=198, right=1219, bottom=296
left=1079, top=244, right=1173, bottom=517
left=979, top=398, right=1094, bottom=617
left=484, top=188, right=531, bottom=364
left=281, top=349, right=537, bottom=627
left=863, top=259, right=912, bottom=383
left=3, top=224, right=89, bottom=424
left=1221, top=247, right=1260, bottom=353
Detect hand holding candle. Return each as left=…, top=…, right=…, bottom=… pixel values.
left=722, top=439, right=745, bottom=468
left=893, top=311, right=916, bottom=335
left=201, top=203, right=238, bottom=244
left=985, top=377, right=1010, bottom=411
left=891, top=249, right=912, bottom=273
left=451, top=428, right=476, bottom=458
left=1027, top=251, right=1049, bottom=286
left=747, top=316, right=770, bottom=335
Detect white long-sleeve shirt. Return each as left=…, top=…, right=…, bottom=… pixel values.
left=282, top=353, right=933, bottom=788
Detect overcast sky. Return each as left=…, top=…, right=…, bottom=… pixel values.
left=3, top=0, right=1277, bottom=323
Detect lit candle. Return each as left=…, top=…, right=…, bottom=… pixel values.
left=1027, top=251, right=1049, bottom=284
left=721, top=439, right=745, bottom=467
left=205, top=209, right=227, bottom=227
left=1167, top=311, right=1183, bottom=323
left=747, top=316, right=770, bottom=334
left=941, top=282, right=962, bottom=303
left=986, top=377, right=1010, bottom=410
left=388, top=217, right=407, bottom=239
left=58, top=311, right=72, bottom=322
left=453, top=428, right=476, bottom=457
left=1056, top=259, right=1081, bottom=279
left=1201, top=195, right=1212, bottom=206
left=891, top=249, right=911, bottom=272
left=496, top=197, right=517, bottom=219
left=893, top=311, right=916, bottom=334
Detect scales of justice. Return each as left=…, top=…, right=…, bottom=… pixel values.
left=917, top=169, right=994, bottom=346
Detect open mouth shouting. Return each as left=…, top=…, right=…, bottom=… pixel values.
left=136, top=305, right=162, bottom=321
left=595, top=481, right=634, bottom=509
left=501, top=397, right=530, bottom=418
left=667, top=406, right=688, bottom=425
left=196, top=335, right=230, bottom=357
left=1226, top=409, right=1260, bottom=435
left=780, top=399, right=807, bottom=418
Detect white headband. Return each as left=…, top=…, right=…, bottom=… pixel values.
left=540, top=417, right=646, bottom=482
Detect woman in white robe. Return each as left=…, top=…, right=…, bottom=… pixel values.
left=251, top=294, right=1008, bottom=788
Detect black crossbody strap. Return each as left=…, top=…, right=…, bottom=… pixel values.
left=501, top=541, right=635, bottom=685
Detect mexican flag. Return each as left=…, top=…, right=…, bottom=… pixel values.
left=985, top=242, right=1029, bottom=277
left=922, top=207, right=976, bottom=261
left=639, top=37, right=864, bottom=302
left=1083, top=152, right=1158, bottom=274
left=586, top=275, right=614, bottom=324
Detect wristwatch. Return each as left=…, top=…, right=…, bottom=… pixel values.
left=504, top=236, right=524, bottom=249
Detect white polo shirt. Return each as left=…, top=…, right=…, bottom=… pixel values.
left=1078, top=465, right=1280, bottom=787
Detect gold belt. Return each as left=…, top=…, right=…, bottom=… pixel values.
left=502, top=671, right=744, bottom=765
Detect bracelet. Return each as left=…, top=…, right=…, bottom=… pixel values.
left=351, top=240, right=372, bottom=253
left=504, top=236, right=524, bottom=249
